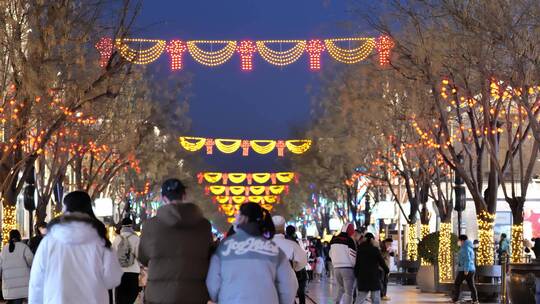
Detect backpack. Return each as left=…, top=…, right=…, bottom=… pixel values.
left=117, top=234, right=135, bottom=267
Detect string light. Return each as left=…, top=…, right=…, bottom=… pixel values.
left=510, top=224, right=523, bottom=263
left=250, top=140, right=277, bottom=154
left=438, top=222, right=452, bottom=282
left=166, top=40, right=187, bottom=70
left=179, top=137, right=312, bottom=156
left=115, top=38, right=166, bottom=64
left=186, top=40, right=237, bottom=66
left=2, top=204, right=16, bottom=245
left=324, top=38, right=376, bottom=64
left=179, top=136, right=206, bottom=152
left=376, top=35, right=394, bottom=66
left=420, top=224, right=430, bottom=266
left=306, top=39, right=325, bottom=70
left=285, top=140, right=312, bottom=154
left=237, top=40, right=257, bottom=71
left=214, top=139, right=242, bottom=154
left=407, top=223, right=418, bottom=261
left=255, top=40, right=306, bottom=66
left=477, top=210, right=496, bottom=265
left=95, top=37, right=113, bottom=68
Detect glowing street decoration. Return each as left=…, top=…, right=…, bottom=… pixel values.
left=98, top=35, right=393, bottom=70
left=198, top=172, right=298, bottom=185
left=477, top=211, right=496, bottom=265
left=179, top=136, right=206, bottom=152
left=213, top=195, right=280, bottom=204
left=237, top=40, right=257, bottom=71
left=179, top=137, right=312, bottom=156
left=256, top=40, right=306, bottom=66
left=324, top=37, right=376, bottom=64
left=252, top=173, right=272, bottom=184
left=275, top=172, right=295, bottom=183
left=438, top=222, right=452, bottom=282
left=115, top=38, right=166, bottom=64
left=207, top=185, right=288, bottom=196
left=166, top=40, right=187, bottom=70
left=186, top=40, right=237, bottom=66
left=95, top=37, right=113, bottom=68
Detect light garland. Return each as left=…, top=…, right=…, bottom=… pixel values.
left=438, top=222, right=452, bottom=282
left=2, top=204, right=17, bottom=245
left=98, top=35, right=393, bottom=70
left=166, top=40, right=187, bottom=70
left=95, top=37, right=113, bottom=68
left=256, top=40, right=306, bottom=66
left=213, top=195, right=280, bottom=204
left=510, top=224, right=523, bottom=263
left=186, top=40, right=237, bottom=67
left=477, top=210, right=496, bottom=265
left=206, top=185, right=288, bottom=196
left=197, top=172, right=298, bottom=185
left=324, top=38, right=376, bottom=64
left=115, top=38, right=166, bottom=64
left=407, top=223, right=418, bottom=261
left=179, top=137, right=312, bottom=156
left=420, top=224, right=431, bottom=266
left=179, top=136, right=206, bottom=152
left=237, top=40, right=257, bottom=71
left=214, top=139, right=242, bottom=154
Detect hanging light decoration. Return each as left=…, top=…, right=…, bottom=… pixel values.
left=198, top=172, right=298, bottom=185
left=95, top=37, right=113, bottom=68
left=186, top=40, right=237, bottom=66
left=324, top=37, right=376, bottom=64
left=179, top=137, right=312, bottom=156
left=256, top=40, right=306, bottom=66
left=166, top=40, right=187, bottom=70
left=306, top=39, right=325, bottom=70
left=237, top=40, right=257, bottom=71
left=114, top=38, right=167, bottom=64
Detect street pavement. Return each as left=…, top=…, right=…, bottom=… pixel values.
left=306, top=277, right=498, bottom=304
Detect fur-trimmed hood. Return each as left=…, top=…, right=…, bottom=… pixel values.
left=48, top=212, right=104, bottom=246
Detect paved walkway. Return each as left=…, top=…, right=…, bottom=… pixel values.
left=306, top=277, right=495, bottom=304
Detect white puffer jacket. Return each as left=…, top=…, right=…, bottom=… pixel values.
left=28, top=214, right=122, bottom=304
left=0, top=242, right=33, bottom=299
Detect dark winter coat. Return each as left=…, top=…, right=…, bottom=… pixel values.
left=354, top=241, right=389, bottom=291
left=139, top=203, right=213, bottom=304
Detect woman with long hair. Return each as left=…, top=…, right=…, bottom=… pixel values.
left=29, top=190, right=122, bottom=304
left=0, top=229, right=33, bottom=304
left=206, top=203, right=298, bottom=304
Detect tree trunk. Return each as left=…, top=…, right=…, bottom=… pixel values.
left=508, top=197, right=525, bottom=263
left=476, top=210, right=496, bottom=265
left=406, top=222, right=418, bottom=261
left=438, top=221, right=453, bottom=282
left=35, top=194, right=49, bottom=224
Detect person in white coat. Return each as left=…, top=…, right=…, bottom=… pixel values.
left=0, top=230, right=33, bottom=304
left=28, top=191, right=123, bottom=304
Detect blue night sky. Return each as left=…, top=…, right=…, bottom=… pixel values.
left=134, top=1, right=375, bottom=172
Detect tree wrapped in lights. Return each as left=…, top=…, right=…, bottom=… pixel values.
left=0, top=0, right=141, bottom=237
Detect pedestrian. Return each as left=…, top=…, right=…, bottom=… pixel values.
left=322, top=241, right=332, bottom=278
left=329, top=223, right=357, bottom=304
left=379, top=238, right=394, bottom=301
left=138, top=178, right=214, bottom=304
left=452, top=235, right=479, bottom=304
left=497, top=233, right=510, bottom=264
left=112, top=218, right=141, bottom=304
left=0, top=230, right=33, bottom=304
left=307, top=242, right=317, bottom=282
left=206, top=203, right=298, bottom=304
left=272, top=217, right=308, bottom=304
left=285, top=225, right=309, bottom=304
left=533, top=238, right=540, bottom=259
left=29, top=190, right=122, bottom=304
left=28, top=222, right=47, bottom=254
left=315, top=255, right=325, bottom=282
left=354, top=233, right=389, bottom=304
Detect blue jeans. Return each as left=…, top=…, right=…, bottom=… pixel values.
left=355, top=291, right=381, bottom=304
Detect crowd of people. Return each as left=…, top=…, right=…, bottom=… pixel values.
left=0, top=177, right=538, bottom=304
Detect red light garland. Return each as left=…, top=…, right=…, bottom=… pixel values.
left=237, top=40, right=257, bottom=71
left=166, top=40, right=187, bottom=70
left=376, top=35, right=394, bottom=66
left=306, top=40, right=325, bottom=70
left=95, top=37, right=113, bottom=68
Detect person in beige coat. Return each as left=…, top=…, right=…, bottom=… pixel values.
left=0, top=230, right=33, bottom=304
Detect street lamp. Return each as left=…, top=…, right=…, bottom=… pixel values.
left=454, top=154, right=466, bottom=235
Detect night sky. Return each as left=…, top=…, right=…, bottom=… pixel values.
left=135, top=0, right=373, bottom=172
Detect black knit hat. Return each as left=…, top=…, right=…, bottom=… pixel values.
left=161, top=178, right=186, bottom=201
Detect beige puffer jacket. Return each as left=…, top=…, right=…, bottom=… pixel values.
left=0, top=242, right=33, bottom=299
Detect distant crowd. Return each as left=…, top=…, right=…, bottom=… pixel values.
left=0, top=178, right=538, bottom=304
